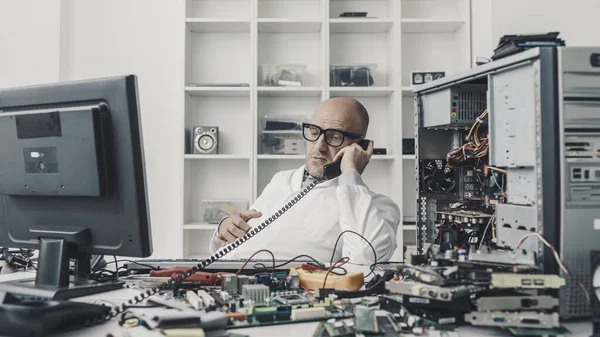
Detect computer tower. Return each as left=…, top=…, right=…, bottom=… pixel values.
left=413, top=47, right=600, bottom=318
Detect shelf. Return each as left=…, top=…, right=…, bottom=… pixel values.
left=185, top=86, right=250, bottom=97
left=184, top=222, right=218, bottom=230
left=330, top=18, right=393, bottom=34
left=258, top=154, right=305, bottom=160
left=403, top=216, right=416, bottom=223
left=258, top=19, right=322, bottom=33
left=258, top=87, right=322, bottom=97
left=403, top=225, right=417, bottom=230
left=401, top=86, right=413, bottom=96
left=402, top=154, right=415, bottom=160
left=401, top=19, right=465, bottom=34
left=372, top=155, right=396, bottom=160
left=330, top=87, right=394, bottom=97
left=186, top=18, right=251, bottom=33
left=185, top=154, right=251, bottom=160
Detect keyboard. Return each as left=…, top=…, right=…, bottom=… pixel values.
left=124, top=258, right=322, bottom=272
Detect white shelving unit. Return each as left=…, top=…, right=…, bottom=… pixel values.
left=182, top=0, right=472, bottom=259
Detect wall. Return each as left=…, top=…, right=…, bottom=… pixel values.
left=472, top=0, right=600, bottom=61
left=470, top=0, right=492, bottom=64
left=0, top=0, right=62, bottom=88
left=490, top=0, right=600, bottom=48
left=61, top=0, right=186, bottom=258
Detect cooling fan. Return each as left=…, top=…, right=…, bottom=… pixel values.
left=592, top=250, right=600, bottom=337
left=421, top=159, right=456, bottom=194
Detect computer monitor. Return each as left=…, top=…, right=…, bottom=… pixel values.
left=0, top=75, right=152, bottom=299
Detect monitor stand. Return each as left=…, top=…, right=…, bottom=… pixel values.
left=0, top=227, right=124, bottom=300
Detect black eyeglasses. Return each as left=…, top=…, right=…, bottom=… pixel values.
left=302, top=122, right=364, bottom=147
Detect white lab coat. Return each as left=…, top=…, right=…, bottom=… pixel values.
left=209, top=165, right=400, bottom=265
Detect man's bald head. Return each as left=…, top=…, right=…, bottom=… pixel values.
left=312, top=97, right=369, bottom=136
left=305, top=97, right=370, bottom=179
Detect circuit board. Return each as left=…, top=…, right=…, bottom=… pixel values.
left=170, top=270, right=356, bottom=330
left=227, top=305, right=353, bottom=329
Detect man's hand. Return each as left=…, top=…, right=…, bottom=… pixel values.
left=332, top=140, right=374, bottom=175
left=214, top=209, right=262, bottom=247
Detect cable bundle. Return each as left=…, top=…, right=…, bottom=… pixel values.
left=446, top=109, right=489, bottom=168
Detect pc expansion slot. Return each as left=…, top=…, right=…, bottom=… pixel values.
left=387, top=281, right=482, bottom=302
left=476, top=296, right=559, bottom=311
left=490, top=274, right=566, bottom=289
left=465, top=311, right=560, bottom=328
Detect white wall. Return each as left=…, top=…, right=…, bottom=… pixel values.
left=61, top=0, right=186, bottom=258
left=490, top=0, right=600, bottom=48
left=472, top=0, right=600, bottom=61
left=470, top=0, right=492, bottom=65
left=0, top=0, right=62, bottom=88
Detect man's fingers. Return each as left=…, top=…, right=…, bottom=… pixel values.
left=332, top=147, right=348, bottom=162
left=226, top=224, right=247, bottom=238
left=241, top=209, right=262, bottom=220
left=232, top=217, right=251, bottom=232
left=366, top=140, right=374, bottom=156
left=222, top=229, right=238, bottom=243
left=214, top=234, right=227, bottom=247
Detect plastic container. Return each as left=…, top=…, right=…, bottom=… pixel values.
left=260, top=130, right=306, bottom=155
left=262, top=114, right=306, bottom=131
left=260, top=64, right=307, bottom=87
left=200, top=200, right=249, bottom=224
left=260, top=114, right=307, bottom=155
left=330, top=64, right=377, bottom=87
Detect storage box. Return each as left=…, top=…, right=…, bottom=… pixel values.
left=260, top=114, right=307, bottom=154
left=200, top=200, right=249, bottom=224
left=262, top=114, right=305, bottom=131
left=260, top=64, right=307, bottom=87
left=330, top=64, right=376, bottom=87
left=260, top=131, right=306, bottom=155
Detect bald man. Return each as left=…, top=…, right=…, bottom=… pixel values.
left=209, top=97, right=400, bottom=265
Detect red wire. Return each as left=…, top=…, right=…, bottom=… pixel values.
left=235, top=249, right=275, bottom=275
left=322, top=257, right=350, bottom=288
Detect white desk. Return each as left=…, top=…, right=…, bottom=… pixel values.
left=0, top=270, right=593, bottom=337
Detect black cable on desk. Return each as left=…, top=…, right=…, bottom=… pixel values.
left=329, top=230, right=378, bottom=278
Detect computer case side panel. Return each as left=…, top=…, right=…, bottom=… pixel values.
left=557, top=47, right=600, bottom=318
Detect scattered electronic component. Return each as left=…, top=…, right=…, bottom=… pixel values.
left=237, top=275, right=251, bottom=294
left=465, top=311, right=560, bottom=329
left=353, top=308, right=378, bottom=334
left=223, top=275, right=238, bottom=294
left=468, top=249, right=537, bottom=267
left=197, top=290, right=215, bottom=308
left=255, top=274, right=271, bottom=287
left=490, top=274, right=566, bottom=289
left=241, top=284, right=270, bottom=305
left=323, top=320, right=354, bottom=336
left=186, top=291, right=203, bottom=310
left=476, top=295, right=559, bottom=311
left=436, top=210, right=492, bottom=225
left=387, top=280, right=483, bottom=302
left=290, top=307, right=326, bottom=320
left=429, top=331, right=460, bottom=337
left=287, top=274, right=300, bottom=289
left=273, top=293, right=309, bottom=305
left=290, top=266, right=364, bottom=291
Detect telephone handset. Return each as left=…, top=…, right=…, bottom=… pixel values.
left=322, top=139, right=371, bottom=180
